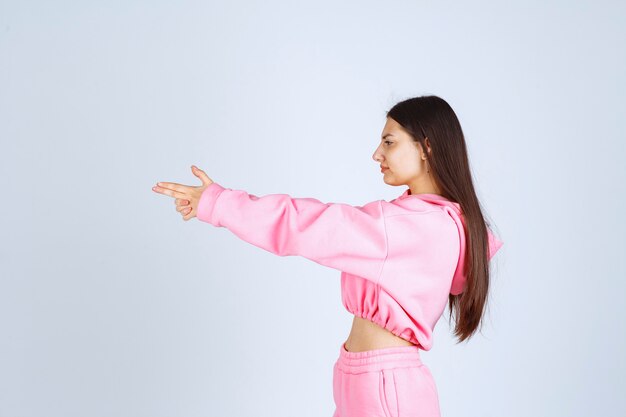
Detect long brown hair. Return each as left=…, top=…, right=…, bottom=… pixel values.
left=386, top=95, right=499, bottom=343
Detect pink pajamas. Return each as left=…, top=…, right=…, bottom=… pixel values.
left=195, top=182, right=503, bottom=416
left=333, top=342, right=440, bottom=417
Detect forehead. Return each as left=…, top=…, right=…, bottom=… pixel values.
left=381, top=118, right=405, bottom=139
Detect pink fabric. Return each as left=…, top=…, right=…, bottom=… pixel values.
left=197, top=182, right=503, bottom=351
left=333, top=342, right=440, bottom=417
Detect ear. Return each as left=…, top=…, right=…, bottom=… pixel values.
left=424, top=137, right=433, bottom=154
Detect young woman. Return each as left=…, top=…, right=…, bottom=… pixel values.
left=152, top=95, right=504, bottom=417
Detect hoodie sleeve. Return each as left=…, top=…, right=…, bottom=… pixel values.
left=196, top=182, right=388, bottom=283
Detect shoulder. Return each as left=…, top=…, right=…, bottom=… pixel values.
left=380, top=199, right=447, bottom=218
left=380, top=200, right=459, bottom=240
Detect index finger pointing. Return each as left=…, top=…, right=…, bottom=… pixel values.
left=153, top=184, right=187, bottom=199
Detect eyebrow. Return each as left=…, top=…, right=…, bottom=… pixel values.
left=381, top=133, right=395, bottom=139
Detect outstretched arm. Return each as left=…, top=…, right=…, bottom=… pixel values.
left=196, top=182, right=388, bottom=283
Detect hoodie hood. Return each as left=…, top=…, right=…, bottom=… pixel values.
left=394, top=188, right=503, bottom=295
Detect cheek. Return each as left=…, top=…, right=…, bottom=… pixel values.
left=396, top=155, right=421, bottom=175
left=394, top=153, right=409, bottom=168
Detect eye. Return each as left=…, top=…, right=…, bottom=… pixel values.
left=384, top=141, right=393, bottom=146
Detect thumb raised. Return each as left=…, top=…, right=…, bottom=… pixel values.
left=191, top=165, right=213, bottom=185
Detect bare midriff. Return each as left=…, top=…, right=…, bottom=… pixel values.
left=343, top=316, right=418, bottom=352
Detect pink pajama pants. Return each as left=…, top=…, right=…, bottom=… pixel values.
left=332, top=342, right=441, bottom=417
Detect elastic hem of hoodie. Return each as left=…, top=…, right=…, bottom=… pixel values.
left=197, top=182, right=226, bottom=225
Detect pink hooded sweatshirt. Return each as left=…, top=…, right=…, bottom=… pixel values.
left=196, top=182, right=503, bottom=351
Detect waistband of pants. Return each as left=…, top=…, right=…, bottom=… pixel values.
left=335, top=341, right=423, bottom=374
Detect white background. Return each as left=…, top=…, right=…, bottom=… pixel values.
left=1, top=1, right=624, bottom=416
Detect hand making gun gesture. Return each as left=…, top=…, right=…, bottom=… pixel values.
left=152, top=165, right=214, bottom=221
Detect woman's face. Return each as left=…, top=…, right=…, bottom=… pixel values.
left=372, top=117, right=429, bottom=188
